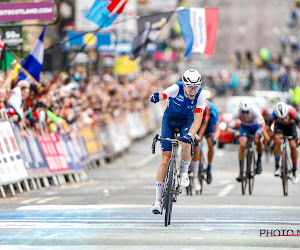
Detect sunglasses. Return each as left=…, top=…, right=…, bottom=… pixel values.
left=241, top=110, right=250, bottom=114
left=186, top=85, right=200, bottom=91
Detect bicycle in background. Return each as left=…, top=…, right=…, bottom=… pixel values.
left=186, top=141, right=206, bottom=195
left=241, top=134, right=257, bottom=195
left=274, top=135, right=296, bottom=196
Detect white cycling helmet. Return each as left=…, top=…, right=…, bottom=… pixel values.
left=182, top=69, right=202, bottom=85
left=239, top=100, right=252, bottom=111
left=275, top=101, right=289, bottom=118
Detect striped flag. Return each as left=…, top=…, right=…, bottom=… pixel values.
left=86, top=0, right=128, bottom=28
left=19, top=26, right=46, bottom=85
left=178, top=8, right=218, bottom=57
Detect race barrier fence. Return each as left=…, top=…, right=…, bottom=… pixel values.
left=0, top=103, right=165, bottom=197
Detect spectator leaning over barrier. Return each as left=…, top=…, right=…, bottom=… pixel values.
left=8, top=80, right=30, bottom=135
left=0, top=87, right=18, bottom=120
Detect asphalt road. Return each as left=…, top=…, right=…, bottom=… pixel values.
left=0, top=130, right=300, bottom=249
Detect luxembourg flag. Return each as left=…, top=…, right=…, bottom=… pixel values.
left=178, top=8, right=218, bottom=57
left=19, top=26, right=46, bottom=85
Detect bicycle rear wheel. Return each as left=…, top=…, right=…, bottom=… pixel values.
left=164, top=160, right=174, bottom=226
left=198, top=152, right=204, bottom=195
left=241, top=151, right=247, bottom=195
left=248, top=151, right=256, bottom=195
left=281, top=150, right=289, bottom=196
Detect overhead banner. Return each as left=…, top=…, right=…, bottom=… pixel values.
left=0, top=2, right=54, bottom=22
left=0, top=121, right=28, bottom=184
left=62, top=32, right=111, bottom=51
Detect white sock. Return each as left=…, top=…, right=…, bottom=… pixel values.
left=155, top=181, right=165, bottom=202
left=181, top=160, right=191, bottom=173
left=190, top=160, right=200, bottom=177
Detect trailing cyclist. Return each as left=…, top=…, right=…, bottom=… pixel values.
left=191, top=99, right=220, bottom=189
left=227, top=100, right=266, bottom=182
left=149, top=69, right=206, bottom=214
left=265, top=101, right=299, bottom=183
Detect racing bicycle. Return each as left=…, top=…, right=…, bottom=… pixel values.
left=152, top=134, right=194, bottom=226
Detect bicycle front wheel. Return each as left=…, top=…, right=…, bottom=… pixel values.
left=281, top=150, right=289, bottom=196
left=241, top=151, right=247, bottom=195
left=164, top=160, right=174, bottom=226
left=248, top=151, right=256, bottom=195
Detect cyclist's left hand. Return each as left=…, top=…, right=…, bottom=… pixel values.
left=179, top=134, right=193, bottom=144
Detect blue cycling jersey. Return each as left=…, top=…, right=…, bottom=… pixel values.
left=207, top=100, right=219, bottom=125
left=164, top=82, right=202, bottom=118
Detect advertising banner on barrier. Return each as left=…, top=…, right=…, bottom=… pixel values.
left=11, top=124, right=50, bottom=177
left=107, top=117, right=131, bottom=153
left=0, top=121, right=28, bottom=184
left=58, top=134, right=82, bottom=171
left=97, top=126, right=115, bottom=157
left=125, top=112, right=147, bottom=139
left=36, top=131, right=70, bottom=173
left=80, top=125, right=106, bottom=161
left=72, top=133, right=89, bottom=164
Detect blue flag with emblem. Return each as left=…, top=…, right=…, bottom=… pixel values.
left=19, top=26, right=46, bottom=86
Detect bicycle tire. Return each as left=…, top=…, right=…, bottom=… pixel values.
left=281, top=149, right=289, bottom=196
left=248, top=151, right=256, bottom=195
left=168, top=201, right=173, bottom=225
left=199, top=152, right=204, bottom=195
left=241, top=150, right=247, bottom=195
left=165, top=160, right=174, bottom=226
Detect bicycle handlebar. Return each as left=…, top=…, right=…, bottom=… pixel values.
left=152, top=134, right=195, bottom=158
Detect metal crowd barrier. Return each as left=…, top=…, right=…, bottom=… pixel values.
left=0, top=103, right=165, bottom=197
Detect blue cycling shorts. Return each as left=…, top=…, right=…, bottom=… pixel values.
left=204, top=120, right=215, bottom=138
left=160, top=114, right=194, bottom=152
left=239, top=124, right=261, bottom=137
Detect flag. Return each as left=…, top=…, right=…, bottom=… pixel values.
left=86, top=0, right=128, bottom=28
left=1, top=51, right=16, bottom=72
left=130, top=11, right=173, bottom=60
left=19, top=26, right=46, bottom=85
left=0, top=36, right=4, bottom=52
left=177, top=8, right=218, bottom=57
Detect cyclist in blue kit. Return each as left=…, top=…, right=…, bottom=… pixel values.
left=149, top=69, right=206, bottom=214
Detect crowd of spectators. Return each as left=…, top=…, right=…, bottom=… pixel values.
left=0, top=61, right=180, bottom=137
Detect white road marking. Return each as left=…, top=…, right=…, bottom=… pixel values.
left=103, top=189, right=110, bottom=197
left=217, top=184, right=235, bottom=197
left=17, top=204, right=300, bottom=211
left=36, top=197, right=59, bottom=204
left=0, top=220, right=299, bottom=229
left=43, top=234, right=60, bottom=239
left=20, top=197, right=42, bottom=204
left=216, top=150, right=224, bottom=156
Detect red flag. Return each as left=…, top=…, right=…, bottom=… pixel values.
left=107, top=0, right=128, bottom=17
